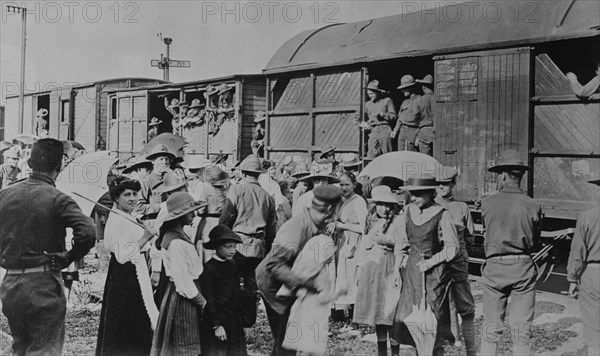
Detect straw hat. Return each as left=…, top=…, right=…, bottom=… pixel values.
left=153, top=172, right=188, bottom=195
left=163, top=192, right=204, bottom=222
left=203, top=224, right=243, bottom=250
left=488, top=149, right=531, bottom=173
left=368, top=185, right=399, bottom=204
left=403, top=176, right=438, bottom=191
left=339, top=153, right=362, bottom=168
left=146, top=144, right=176, bottom=161
left=148, top=117, right=162, bottom=126
left=397, top=75, right=417, bottom=89
left=37, top=108, right=49, bottom=117
left=416, top=74, right=434, bottom=85
left=319, top=145, right=336, bottom=160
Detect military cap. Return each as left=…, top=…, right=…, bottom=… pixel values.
left=312, top=185, right=342, bottom=206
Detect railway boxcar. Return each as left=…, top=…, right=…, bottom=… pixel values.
left=3, top=78, right=164, bottom=150
left=105, top=74, right=265, bottom=164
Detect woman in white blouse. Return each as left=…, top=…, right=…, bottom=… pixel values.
left=96, top=177, right=158, bottom=356
left=151, top=191, right=207, bottom=356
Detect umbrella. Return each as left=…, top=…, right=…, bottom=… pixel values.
left=358, top=152, right=440, bottom=182
left=13, top=134, right=39, bottom=145
left=64, top=140, right=86, bottom=151
left=56, top=151, right=119, bottom=216
left=143, top=133, right=187, bottom=157
left=404, top=264, right=438, bottom=356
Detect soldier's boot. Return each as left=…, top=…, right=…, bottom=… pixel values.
left=462, top=318, right=477, bottom=356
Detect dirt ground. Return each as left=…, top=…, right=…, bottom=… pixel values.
left=0, top=254, right=590, bottom=356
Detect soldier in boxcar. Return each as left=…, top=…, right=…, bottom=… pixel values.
left=362, top=80, right=396, bottom=159
left=35, top=108, right=49, bottom=138
left=435, top=167, right=476, bottom=356
left=566, top=61, right=600, bottom=99
left=392, top=75, right=423, bottom=152
left=0, top=138, right=96, bottom=356
left=163, top=96, right=180, bottom=118
left=567, top=177, right=600, bottom=356
left=479, top=150, right=541, bottom=356
left=147, top=117, right=162, bottom=143
left=416, top=75, right=436, bottom=156
left=217, top=83, right=236, bottom=127
left=205, top=85, right=221, bottom=136
left=182, top=99, right=206, bottom=128
left=251, top=111, right=266, bottom=157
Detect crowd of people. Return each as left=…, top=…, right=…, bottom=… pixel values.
left=0, top=136, right=598, bottom=356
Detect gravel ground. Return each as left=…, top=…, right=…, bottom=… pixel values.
left=0, top=259, right=590, bottom=356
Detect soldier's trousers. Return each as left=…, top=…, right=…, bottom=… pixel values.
left=397, top=126, right=418, bottom=152
left=580, top=264, right=600, bottom=355
left=367, top=125, right=393, bottom=158
left=480, top=255, right=537, bottom=356
left=0, top=270, right=67, bottom=356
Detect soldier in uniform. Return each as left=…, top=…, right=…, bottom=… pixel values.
left=182, top=99, right=206, bottom=128
left=362, top=80, right=396, bottom=159
left=35, top=108, right=50, bottom=138
left=204, top=85, right=220, bottom=135
left=252, top=111, right=266, bottom=157
left=567, top=177, right=600, bottom=356
left=435, top=167, right=476, bottom=356
left=147, top=117, right=162, bottom=143
left=392, top=75, right=423, bottom=152
left=217, top=83, right=236, bottom=127
left=479, top=149, right=541, bottom=356
left=416, top=75, right=436, bottom=156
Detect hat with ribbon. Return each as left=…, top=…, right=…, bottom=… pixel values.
left=436, top=166, right=458, bottom=183
left=488, top=149, right=531, bottom=173
left=254, top=111, right=267, bottom=123
left=218, top=83, right=234, bottom=95
left=189, top=99, right=205, bottom=109
left=37, top=108, right=49, bottom=117
left=299, top=172, right=340, bottom=184
left=339, top=153, right=362, bottom=168
left=239, top=154, right=264, bottom=174
left=403, top=176, right=438, bottom=191
left=397, top=74, right=417, bottom=89
left=182, top=155, right=213, bottom=170
left=163, top=192, right=204, bottom=222
left=203, top=224, right=243, bottom=250
left=319, top=145, right=336, bottom=160
left=122, top=156, right=153, bottom=174
left=148, top=117, right=162, bottom=126
left=205, top=85, right=219, bottom=96
left=146, top=144, right=176, bottom=161
left=366, top=80, right=387, bottom=93
left=153, top=171, right=188, bottom=195
left=416, top=74, right=434, bottom=85
left=368, top=185, right=399, bottom=204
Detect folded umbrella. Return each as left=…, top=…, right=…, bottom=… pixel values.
left=403, top=262, right=438, bottom=356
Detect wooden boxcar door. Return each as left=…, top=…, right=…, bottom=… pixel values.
left=434, top=47, right=530, bottom=202
left=267, top=69, right=362, bottom=163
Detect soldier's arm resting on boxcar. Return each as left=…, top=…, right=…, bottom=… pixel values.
left=566, top=71, right=600, bottom=99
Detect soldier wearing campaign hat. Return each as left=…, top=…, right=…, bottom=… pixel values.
left=479, top=149, right=541, bottom=356
left=362, top=80, right=396, bottom=159
left=567, top=176, right=600, bottom=355
left=435, top=167, right=476, bottom=355
left=35, top=108, right=50, bottom=138
left=416, top=74, right=436, bottom=156
left=257, top=184, right=342, bottom=356
left=392, top=75, right=423, bottom=152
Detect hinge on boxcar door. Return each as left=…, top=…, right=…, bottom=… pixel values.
left=444, top=149, right=457, bottom=154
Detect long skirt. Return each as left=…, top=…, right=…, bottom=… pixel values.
left=96, top=255, right=153, bottom=356
left=353, top=247, right=400, bottom=326
left=151, top=281, right=203, bottom=356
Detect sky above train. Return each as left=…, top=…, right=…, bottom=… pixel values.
left=0, top=1, right=461, bottom=104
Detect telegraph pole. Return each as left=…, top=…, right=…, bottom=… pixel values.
left=6, top=5, right=27, bottom=134
left=151, top=35, right=190, bottom=82
left=163, top=37, right=172, bottom=82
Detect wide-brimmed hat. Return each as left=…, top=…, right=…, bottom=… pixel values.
left=203, top=224, right=243, bottom=250
left=368, top=185, right=399, bottom=204
left=205, top=85, right=219, bottom=96
left=488, top=149, right=531, bottom=173
left=339, top=153, right=362, bottom=168
left=319, top=145, right=336, bottom=160
left=148, top=117, right=162, bottom=126
left=146, top=144, right=176, bottom=161
left=178, top=101, right=189, bottom=108
left=403, top=176, right=438, bottom=191
left=122, top=156, right=153, bottom=174
left=291, top=162, right=310, bottom=178
left=218, top=83, right=234, bottom=95
left=212, top=153, right=229, bottom=165
left=170, top=98, right=180, bottom=106
left=2, top=146, right=20, bottom=159
left=37, top=108, right=48, bottom=117
left=163, top=192, right=204, bottom=222
left=299, top=172, right=340, bottom=184
left=182, top=155, right=212, bottom=170
left=254, top=111, right=267, bottom=123
left=416, top=74, right=434, bottom=85
left=239, top=154, right=264, bottom=174
left=436, top=166, right=458, bottom=183
left=0, top=140, right=14, bottom=154
left=366, top=80, right=386, bottom=93
left=189, top=99, right=205, bottom=109
left=397, top=75, right=417, bottom=89
left=153, top=171, right=188, bottom=195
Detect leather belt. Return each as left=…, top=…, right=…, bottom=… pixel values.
left=6, top=265, right=52, bottom=275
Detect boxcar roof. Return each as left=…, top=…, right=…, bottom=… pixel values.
left=264, top=0, right=600, bottom=74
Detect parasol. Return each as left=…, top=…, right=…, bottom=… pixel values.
left=56, top=151, right=119, bottom=216
left=404, top=259, right=438, bottom=356
left=13, top=133, right=39, bottom=146
left=358, top=151, right=440, bottom=182
left=143, top=133, right=187, bottom=157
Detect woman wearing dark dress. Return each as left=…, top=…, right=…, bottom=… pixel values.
left=151, top=192, right=207, bottom=356
left=96, top=177, right=159, bottom=356
left=392, top=177, right=460, bottom=356
left=201, top=224, right=248, bottom=356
